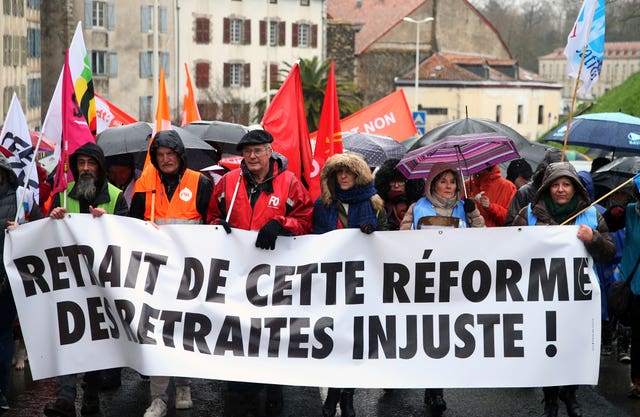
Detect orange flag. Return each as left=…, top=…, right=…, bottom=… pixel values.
left=181, top=62, right=201, bottom=126
left=310, top=61, right=342, bottom=200
left=262, top=63, right=314, bottom=189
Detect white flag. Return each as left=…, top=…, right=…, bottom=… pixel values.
left=0, top=93, right=39, bottom=203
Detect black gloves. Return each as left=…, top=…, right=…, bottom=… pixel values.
left=360, top=223, right=375, bottom=234
left=463, top=198, right=476, bottom=213
left=256, top=220, right=283, bottom=250
left=214, top=219, right=232, bottom=234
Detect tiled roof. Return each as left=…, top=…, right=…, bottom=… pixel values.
left=539, top=42, right=640, bottom=60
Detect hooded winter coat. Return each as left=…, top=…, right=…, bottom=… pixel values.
left=465, top=165, right=516, bottom=227
left=512, top=162, right=616, bottom=262
left=374, top=158, right=424, bottom=230
left=52, top=142, right=128, bottom=216
left=399, top=162, right=484, bottom=230
left=314, top=153, right=387, bottom=233
left=130, top=130, right=213, bottom=223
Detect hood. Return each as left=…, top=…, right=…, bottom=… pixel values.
left=577, top=171, right=595, bottom=202
left=70, top=142, right=107, bottom=188
left=374, top=158, right=424, bottom=204
left=0, top=154, right=17, bottom=189
left=150, top=130, right=187, bottom=174
left=534, top=161, right=590, bottom=205
left=532, top=148, right=562, bottom=189
left=321, top=153, right=373, bottom=205
left=425, top=162, right=463, bottom=202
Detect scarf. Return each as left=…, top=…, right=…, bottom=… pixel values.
left=544, top=193, right=579, bottom=224
left=314, top=183, right=378, bottom=233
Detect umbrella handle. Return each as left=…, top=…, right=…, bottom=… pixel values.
left=226, top=172, right=243, bottom=223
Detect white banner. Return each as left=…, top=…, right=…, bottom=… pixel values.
left=4, top=215, right=600, bottom=388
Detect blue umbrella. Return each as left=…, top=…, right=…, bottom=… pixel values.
left=543, top=112, right=640, bottom=153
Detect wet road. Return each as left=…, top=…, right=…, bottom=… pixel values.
left=3, top=353, right=640, bottom=416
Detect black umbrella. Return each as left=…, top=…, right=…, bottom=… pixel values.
left=409, top=117, right=552, bottom=170
left=342, top=132, right=406, bottom=168
left=185, top=120, right=250, bottom=156
left=592, top=156, right=640, bottom=200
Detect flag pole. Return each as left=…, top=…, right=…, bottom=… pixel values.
left=226, top=173, right=243, bottom=222
left=561, top=43, right=589, bottom=163
left=560, top=176, right=635, bottom=225
left=13, top=131, right=45, bottom=223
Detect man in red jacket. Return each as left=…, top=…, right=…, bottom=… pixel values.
left=466, top=165, right=516, bottom=227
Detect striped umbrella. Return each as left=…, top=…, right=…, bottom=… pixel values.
left=396, top=132, right=520, bottom=180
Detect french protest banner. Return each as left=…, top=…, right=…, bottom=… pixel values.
left=4, top=215, right=600, bottom=388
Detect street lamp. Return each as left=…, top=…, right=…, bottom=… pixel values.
left=403, top=16, right=434, bottom=112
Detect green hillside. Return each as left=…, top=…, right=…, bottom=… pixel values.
left=587, top=71, right=640, bottom=116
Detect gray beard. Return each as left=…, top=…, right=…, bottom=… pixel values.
left=76, top=176, right=97, bottom=202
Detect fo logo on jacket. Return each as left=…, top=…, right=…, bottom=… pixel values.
left=179, top=188, right=193, bottom=202
left=268, top=196, right=280, bottom=208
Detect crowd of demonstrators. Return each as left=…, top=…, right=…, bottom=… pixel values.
left=506, top=158, right=533, bottom=190
left=512, top=161, right=616, bottom=417
left=398, top=162, right=484, bottom=417
left=373, top=158, right=424, bottom=230
left=43, top=143, right=128, bottom=417
left=206, top=129, right=313, bottom=417
left=314, top=153, right=388, bottom=417
left=129, top=130, right=213, bottom=417
left=0, top=153, right=42, bottom=412
left=465, top=165, right=516, bottom=227
left=106, top=153, right=138, bottom=208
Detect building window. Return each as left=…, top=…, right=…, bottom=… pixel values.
left=425, top=108, right=448, bottom=115
left=3, top=87, right=12, bottom=118
left=91, top=50, right=107, bottom=75
left=538, top=105, right=544, bottom=125
left=27, top=0, right=40, bottom=9
left=141, top=5, right=152, bottom=32
left=230, top=19, right=243, bottom=44
left=495, top=105, right=501, bottom=123
left=517, top=105, right=523, bottom=124
left=269, top=21, right=278, bottom=46
left=300, top=0, right=309, bottom=5
left=230, top=63, right=241, bottom=86
left=139, top=51, right=169, bottom=78
left=298, top=24, right=309, bottom=47
left=93, top=1, right=107, bottom=28
left=2, top=35, right=10, bottom=65
left=224, top=62, right=250, bottom=87
left=27, top=78, right=40, bottom=109
left=292, top=23, right=317, bottom=47
left=195, top=62, right=210, bottom=88
left=224, top=17, right=250, bottom=45
left=27, top=28, right=40, bottom=58
left=195, top=18, right=210, bottom=44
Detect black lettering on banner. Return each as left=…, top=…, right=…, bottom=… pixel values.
left=248, top=317, right=262, bottom=357
left=206, top=258, right=229, bottom=303
left=159, top=310, right=182, bottom=347
left=454, top=313, right=475, bottom=358
left=265, top=317, right=287, bottom=357
left=114, top=299, right=138, bottom=342
left=102, top=297, right=120, bottom=339
left=288, top=317, right=310, bottom=358
left=214, top=315, right=243, bottom=355
left=415, top=262, right=436, bottom=303
left=368, top=315, right=396, bottom=359
left=504, top=313, right=524, bottom=357
left=178, top=257, right=204, bottom=300
left=312, top=317, right=334, bottom=359
left=137, top=303, right=160, bottom=345
left=382, top=263, right=410, bottom=303
left=399, top=315, right=417, bottom=359
left=14, top=255, right=49, bottom=296
left=63, top=245, right=98, bottom=286
left=423, top=315, right=449, bottom=359
left=345, top=261, right=364, bottom=305
left=86, top=296, right=110, bottom=341
left=47, top=247, right=71, bottom=290
left=438, top=261, right=459, bottom=302
left=142, top=253, right=169, bottom=295
left=527, top=258, right=569, bottom=301
left=124, top=251, right=143, bottom=288
left=183, top=312, right=212, bottom=354
left=297, top=263, right=318, bottom=305
left=246, top=264, right=269, bottom=307
left=573, top=257, right=592, bottom=301
left=353, top=316, right=363, bottom=359
left=462, top=260, right=492, bottom=303
left=57, top=301, right=85, bottom=345
left=99, top=245, right=122, bottom=288
left=477, top=314, right=500, bottom=357
left=273, top=265, right=295, bottom=306
left=321, top=262, right=342, bottom=305
left=496, top=259, right=523, bottom=302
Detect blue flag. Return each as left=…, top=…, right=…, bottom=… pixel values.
left=634, top=173, right=640, bottom=193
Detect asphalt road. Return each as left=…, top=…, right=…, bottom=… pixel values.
left=3, top=353, right=640, bottom=416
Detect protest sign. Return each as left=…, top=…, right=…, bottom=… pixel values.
left=4, top=215, right=600, bottom=388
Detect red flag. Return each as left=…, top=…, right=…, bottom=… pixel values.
left=262, top=63, right=314, bottom=188
left=181, top=63, right=201, bottom=126
left=53, top=49, right=95, bottom=194
left=95, top=93, right=137, bottom=133
left=310, top=61, right=342, bottom=200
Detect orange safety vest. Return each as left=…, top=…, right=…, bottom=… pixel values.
left=143, top=169, right=202, bottom=224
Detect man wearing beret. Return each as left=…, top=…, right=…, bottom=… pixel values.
left=206, top=129, right=313, bottom=415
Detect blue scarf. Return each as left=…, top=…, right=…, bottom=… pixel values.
left=314, top=183, right=378, bottom=233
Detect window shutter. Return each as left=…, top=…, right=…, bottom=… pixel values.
left=278, top=22, right=285, bottom=46
left=140, top=51, right=152, bottom=78
left=107, top=3, right=115, bottom=30
left=259, top=20, right=266, bottom=46
left=159, top=6, right=167, bottom=33
left=270, top=63, right=278, bottom=83
left=84, top=0, right=93, bottom=29
left=141, top=6, right=151, bottom=32
left=195, top=62, right=210, bottom=88
left=243, top=63, right=250, bottom=87
left=244, top=19, right=251, bottom=45
left=311, top=24, right=318, bottom=48
left=223, top=18, right=230, bottom=44
left=223, top=63, right=230, bottom=87
left=161, top=52, right=170, bottom=77
left=292, top=23, right=298, bottom=47
left=108, top=52, right=118, bottom=77
left=21, top=36, right=26, bottom=66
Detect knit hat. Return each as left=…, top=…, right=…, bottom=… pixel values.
left=506, top=158, right=533, bottom=182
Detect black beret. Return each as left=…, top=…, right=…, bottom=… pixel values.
left=237, top=129, right=274, bottom=151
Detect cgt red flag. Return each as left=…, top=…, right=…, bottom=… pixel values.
left=262, top=63, right=314, bottom=189
left=310, top=61, right=342, bottom=200
left=53, top=49, right=95, bottom=195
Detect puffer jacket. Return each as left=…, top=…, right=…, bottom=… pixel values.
left=512, top=161, right=616, bottom=262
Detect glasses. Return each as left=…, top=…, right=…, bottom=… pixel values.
left=241, top=147, right=270, bottom=157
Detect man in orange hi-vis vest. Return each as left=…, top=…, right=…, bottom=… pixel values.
left=129, top=130, right=213, bottom=417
